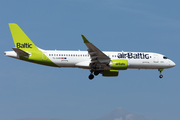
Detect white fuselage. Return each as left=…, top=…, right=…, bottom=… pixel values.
left=5, top=49, right=176, bottom=70
left=41, top=50, right=175, bottom=69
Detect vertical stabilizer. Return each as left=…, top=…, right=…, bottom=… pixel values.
left=9, top=23, right=39, bottom=52
left=6, top=23, right=58, bottom=67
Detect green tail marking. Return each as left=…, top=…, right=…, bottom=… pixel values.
left=9, top=23, right=39, bottom=52
left=9, top=23, right=57, bottom=67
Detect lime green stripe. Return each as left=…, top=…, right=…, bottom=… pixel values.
left=19, top=51, right=58, bottom=67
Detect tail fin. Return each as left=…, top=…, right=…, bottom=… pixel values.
left=9, top=23, right=39, bottom=52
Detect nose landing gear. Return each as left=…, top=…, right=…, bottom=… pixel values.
left=159, top=74, right=163, bottom=78
left=158, top=68, right=164, bottom=78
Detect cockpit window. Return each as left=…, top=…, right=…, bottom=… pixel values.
left=163, top=56, right=168, bottom=59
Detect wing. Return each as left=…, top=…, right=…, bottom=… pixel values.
left=81, top=35, right=111, bottom=70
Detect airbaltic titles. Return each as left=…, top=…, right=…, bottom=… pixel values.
left=117, top=52, right=150, bottom=59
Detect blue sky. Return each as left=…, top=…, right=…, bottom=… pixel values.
left=0, top=0, right=180, bottom=120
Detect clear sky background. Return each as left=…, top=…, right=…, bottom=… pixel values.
left=0, top=0, right=180, bottom=120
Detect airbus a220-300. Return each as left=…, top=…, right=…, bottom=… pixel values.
left=4, top=23, right=176, bottom=80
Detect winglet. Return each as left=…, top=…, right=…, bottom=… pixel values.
left=81, top=35, right=90, bottom=43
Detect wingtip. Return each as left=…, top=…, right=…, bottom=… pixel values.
left=81, top=34, right=90, bottom=43
left=8, top=23, right=17, bottom=25
left=8, top=23, right=18, bottom=28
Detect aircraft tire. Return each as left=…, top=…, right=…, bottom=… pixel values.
left=159, top=75, right=163, bottom=78
left=94, top=71, right=100, bottom=76
left=89, top=74, right=94, bottom=80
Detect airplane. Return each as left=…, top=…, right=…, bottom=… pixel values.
left=4, top=23, right=176, bottom=80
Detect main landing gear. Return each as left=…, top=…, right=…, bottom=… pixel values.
left=158, top=68, right=164, bottom=78
left=89, top=74, right=94, bottom=80
left=88, top=70, right=100, bottom=80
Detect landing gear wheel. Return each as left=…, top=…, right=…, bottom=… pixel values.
left=94, top=71, right=100, bottom=76
left=159, top=75, right=163, bottom=78
left=89, top=74, right=94, bottom=80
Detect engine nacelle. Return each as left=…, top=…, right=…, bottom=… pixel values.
left=109, top=59, right=128, bottom=70
left=103, top=70, right=119, bottom=77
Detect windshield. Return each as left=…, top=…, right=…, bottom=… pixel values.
left=163, top=56, right=168, bottom=59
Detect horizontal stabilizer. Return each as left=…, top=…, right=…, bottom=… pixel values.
left=12, top=47, right=29, bottom=56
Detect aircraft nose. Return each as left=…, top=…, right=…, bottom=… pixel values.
left=169, top=60, right=176, bottom=67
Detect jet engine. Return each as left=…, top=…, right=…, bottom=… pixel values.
left=109, top=59, right=128, bottom=70
left=102, top=59, right=128, bottom=77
